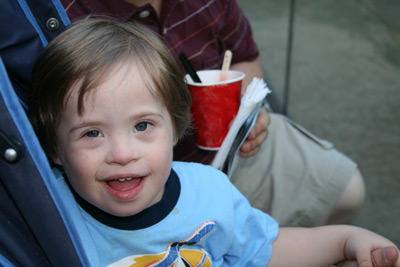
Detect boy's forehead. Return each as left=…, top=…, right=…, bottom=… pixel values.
left=64, top=61, right=163, bottom=112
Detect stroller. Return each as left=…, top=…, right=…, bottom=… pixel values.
left=0, top=0, right=87, bottom=265
left=1, top=1, right=290, bottom=265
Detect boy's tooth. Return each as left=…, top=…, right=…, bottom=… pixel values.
left=116, top=178, right=133, bottom=182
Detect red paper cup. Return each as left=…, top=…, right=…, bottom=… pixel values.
left=185, top=70, right=245, bottom=150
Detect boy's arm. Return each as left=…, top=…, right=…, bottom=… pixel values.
left=269, top=226, right=400, bottom=267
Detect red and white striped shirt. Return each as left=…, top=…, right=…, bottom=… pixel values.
left=62, top=0, right=259, bottom=72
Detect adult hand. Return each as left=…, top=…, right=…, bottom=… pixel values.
left=239, top=108, right=270, bottom=158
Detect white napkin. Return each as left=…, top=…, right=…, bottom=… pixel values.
left=211, top=77, right=271, bottom=176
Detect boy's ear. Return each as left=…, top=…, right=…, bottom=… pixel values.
left=51, top=156, right=62, bottom=166
left=173, top=135, right=179, bottom=146
left=52, top=157, right=62, bottom=166
left=50, top=149, right=62, bottom=166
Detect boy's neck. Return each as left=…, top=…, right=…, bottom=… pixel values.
left=65, top=169, right=180, bottom=230
left=124, top=0, right=162, bottom=17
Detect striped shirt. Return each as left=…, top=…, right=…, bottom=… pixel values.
left=61, top=0, right=259, bottom=71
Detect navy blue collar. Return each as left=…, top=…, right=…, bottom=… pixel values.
left=67, top=169, right=180, bottom=230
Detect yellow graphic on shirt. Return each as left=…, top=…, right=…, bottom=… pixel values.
left=130, top=249, right=211, bottom=266
left=108, top=221, right=215, bottom=267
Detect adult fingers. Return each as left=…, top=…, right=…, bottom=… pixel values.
left=239, top=128, right=267, bottom=158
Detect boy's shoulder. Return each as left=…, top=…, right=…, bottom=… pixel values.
left=172, top=161, right=226, bottom=177
left=171, top=161, right=230, bottom=185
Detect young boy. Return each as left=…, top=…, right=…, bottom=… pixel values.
left=28, top=19, right=399, bottom=266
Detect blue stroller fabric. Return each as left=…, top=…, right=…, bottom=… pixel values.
left=0, top=0, right=84, bottom=265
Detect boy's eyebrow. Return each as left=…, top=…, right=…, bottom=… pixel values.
left=129, top=111, right=165, bottom=122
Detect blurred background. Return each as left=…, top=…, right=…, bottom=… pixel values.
left=237, top=0, right=400, bottom=246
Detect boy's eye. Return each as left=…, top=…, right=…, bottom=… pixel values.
left=135, top=122, right=149, bottom=132
left=85, top=130, right=101, bottom=138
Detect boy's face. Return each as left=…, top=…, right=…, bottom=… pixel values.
left=53, top=62, right=177, bottom=217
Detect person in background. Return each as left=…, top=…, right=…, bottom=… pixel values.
left=60, top=0, right=366, bottom=227
left=28, top=19, right=399, bottom=266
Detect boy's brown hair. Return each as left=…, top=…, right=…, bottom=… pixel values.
left=29, top=19, right=191, bottom=159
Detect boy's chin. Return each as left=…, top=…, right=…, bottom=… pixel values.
left=105, top=205, right=145, bottom=218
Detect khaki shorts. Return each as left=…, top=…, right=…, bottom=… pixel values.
left=230, top=113, right=357, bottom=227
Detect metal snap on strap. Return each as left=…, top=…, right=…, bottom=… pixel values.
left=0, top=130, right=23, bottom=163
left=4, top=148, right=18, bottom=162
left=46, top=18, right=60, bottom=31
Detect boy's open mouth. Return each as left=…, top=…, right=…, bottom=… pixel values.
left=103, top=176, right=145, bottom=201
left=107, top=178, right=142, bottom=192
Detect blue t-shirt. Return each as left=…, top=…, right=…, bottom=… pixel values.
left=56, top=162, right=278, bottom=266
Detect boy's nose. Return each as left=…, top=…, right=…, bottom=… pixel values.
left=106, top=135, right=138, bottom=165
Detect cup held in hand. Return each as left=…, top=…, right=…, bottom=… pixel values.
left=185, top=70, right=245, bottom=150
